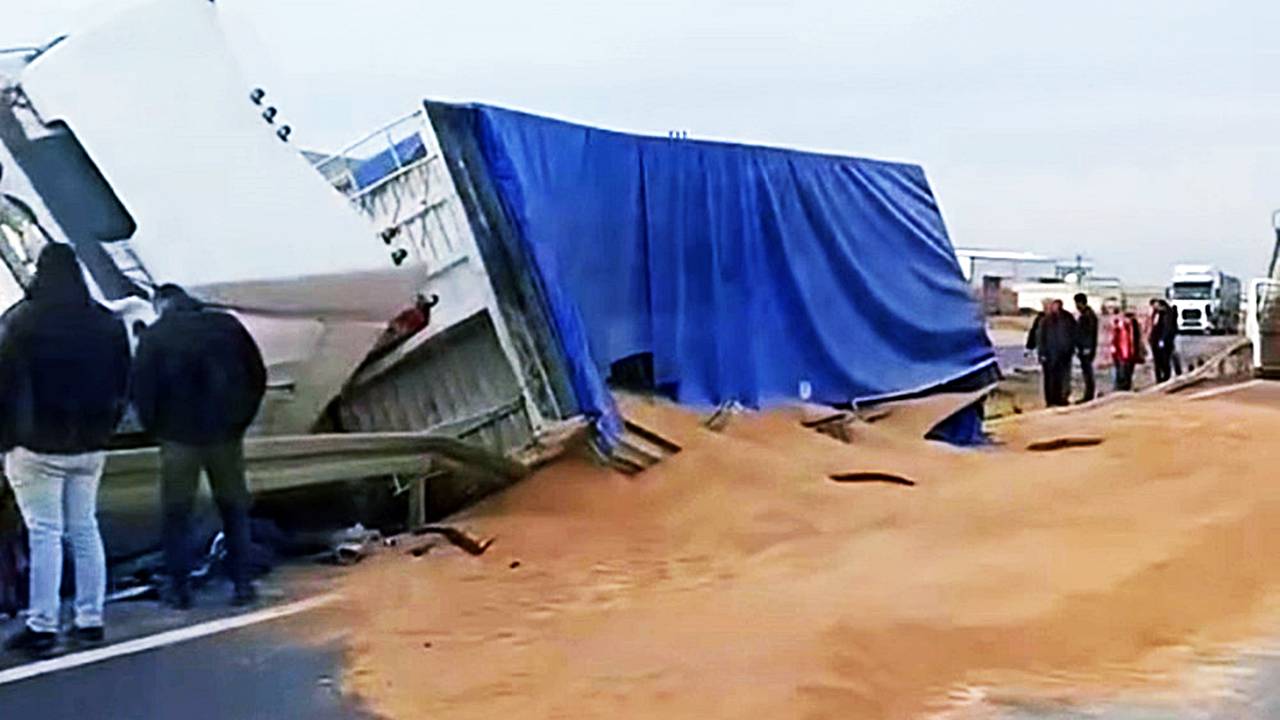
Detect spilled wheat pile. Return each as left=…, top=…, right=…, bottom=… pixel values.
left=330, top=391, right=1280, bottom=719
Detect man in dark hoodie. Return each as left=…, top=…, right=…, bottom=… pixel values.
left=132, top=284, right=266, bottom=608
left=1149, top=298, right=1179, bottom=383
left=0, top=244, right=129, bottom=656
left=1032, top=299, right=1078, bottom=407
left=1073, top=293, right=1099, bottom=402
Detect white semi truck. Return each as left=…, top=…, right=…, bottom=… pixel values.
left=1166, top=264, right=1241, bottom=335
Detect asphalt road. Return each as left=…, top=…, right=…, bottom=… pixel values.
left=0, top=573, right=375, bottom=720
left=994, top=332, right=1237, bottom=374
left=0, top=620, right=371, bottom=720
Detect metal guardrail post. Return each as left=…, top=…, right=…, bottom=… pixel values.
left=408, top=472, right=426, bottom=529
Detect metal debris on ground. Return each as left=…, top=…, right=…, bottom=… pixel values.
left=409, top=526, right=494, bottom=556
left=595, top=416, right=683, bottom=475
left=407, top=541, right=439, bottom=558
left=622, top=420, right=682, bottom=455
left=703, top=400, right=746, bottom=432
left=802, top=410, right=858, bottom=443
left=331, top=524, right=383, bottom=566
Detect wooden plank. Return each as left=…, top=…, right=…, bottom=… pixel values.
left=622, top=419, right=683, bottom=454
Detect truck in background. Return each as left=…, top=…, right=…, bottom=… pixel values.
left=1166, top=264, right=1241, bottom=335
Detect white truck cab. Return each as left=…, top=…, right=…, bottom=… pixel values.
left=1166, top=264, right=1241, bottom=335
left=0, top=0, right=423, bottom=435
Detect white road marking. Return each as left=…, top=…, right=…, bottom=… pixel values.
left=0, top=593, right=341, bottom=687
left=1186, top=379, right=1265, bottom=401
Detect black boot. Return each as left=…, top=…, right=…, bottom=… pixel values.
left=71, top=626, right=105, bottom=645
left=231, top=582, right=258, bottom=607
left=4, top=627, right=57, bottom=657
left=162, top=581, right=193, bottom=611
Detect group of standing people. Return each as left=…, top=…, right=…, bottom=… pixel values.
left=1027, top=293, right=1181, bottom=406
left=1107, top=299, right=1181, bottom=391
left=1026, top=294, right=1099, bottom=407
left=0, top=244, right=266, bottom=657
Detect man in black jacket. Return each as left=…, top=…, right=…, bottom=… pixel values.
left=1073, top=293, right=1099, bottom=402
left=1149, top=299, right=1179, bottom=384
left=1031, top=299, right=1077, bottom=407
left=132, top=284, right=266, bottom=608
left=0, top=244, right=129, bottom=655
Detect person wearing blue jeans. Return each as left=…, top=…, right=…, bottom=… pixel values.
left=5, top=450, right=108, bottom=641
left=0, top=244, right=130, bottom=656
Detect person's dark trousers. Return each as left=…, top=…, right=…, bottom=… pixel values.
left=1114, top=362, right=1134, bottom=391
left=1078, top=352, right=1096, bottom=402
left=1055, top=360, right=1073, bottom=406
left=1153, top=348, right=1174, bottom=383
left=1041, top=358, right=1071, bottom=407
left=1040, top=361, right=1056, bottom=406
left=161, top=440, right=252, bottom=590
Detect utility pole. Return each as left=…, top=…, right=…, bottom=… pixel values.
left=1270, top=209, right=1280, bottom=279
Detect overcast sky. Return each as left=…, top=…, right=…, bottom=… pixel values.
left=5, top=0, right=1278, bottom=284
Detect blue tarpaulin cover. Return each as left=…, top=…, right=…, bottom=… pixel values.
left=463, top=105, right=995, bottom=442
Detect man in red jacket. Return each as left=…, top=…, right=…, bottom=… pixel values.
left=1110, top=312, right=1138, bottom=391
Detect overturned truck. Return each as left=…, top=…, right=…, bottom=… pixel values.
left=0, top=0, right=993, bottom=565
left=0, top=0, right=588, bottom=562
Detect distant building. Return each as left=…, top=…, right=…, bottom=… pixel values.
left=954, top=248, right=1059, bottom=286
left=955, top=248, right=1110, bottom=315
left=954, top=248, right=1095, bottom=285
